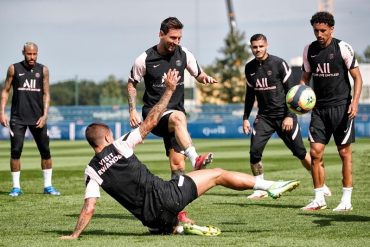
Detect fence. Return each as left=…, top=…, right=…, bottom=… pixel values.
left=1, top=104, right=370, bottom=140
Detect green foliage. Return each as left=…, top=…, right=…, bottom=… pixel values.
left=199, top=30, right=250, bottom=104
left=1, top=138, right=370, bottom=246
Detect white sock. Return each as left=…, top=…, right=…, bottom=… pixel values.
left=314, top=187, right=325, bottom=202
left=43, top=169, right=52, bottom=188
left=253, top=176, right=273, bottom=190
left=184, top=146, right=198, bottom=167
left=11, top=171, right=21, bottom=188
left=341, top=187, right=353, bottom=204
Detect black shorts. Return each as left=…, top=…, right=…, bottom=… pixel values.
left=309, top=104, right=355, bottom=145
left=143, top=110, right=183, bottom=157
left=146, top=175, right=197, bottom=234
left=9, top=121, right=51, bottom=159
left=250, top=115, right=307, bottom=164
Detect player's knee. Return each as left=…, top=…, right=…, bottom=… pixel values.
left=11, top=150, right=22, bottom=159
left=170, top=111, right=186, bottom=124
left=40, top=151, right=51, bottom=160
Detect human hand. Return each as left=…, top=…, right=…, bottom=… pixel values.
left=164, top=69, right=181, bottom=91
left=282, top=117, right=293, bottom=131
left=243, top=120, right=251, bottom=134
left=36, top=115, right=47, bottom=128
left=129, top=109, right=142, bottom=128
left=0, top=113, right=9, bottom=127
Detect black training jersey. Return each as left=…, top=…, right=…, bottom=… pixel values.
left=84, top=128, right=165, bottom=227
left=11, top=61, right=44, bottom=125
left=129, top=45, right=202, bottom=114
left=302, top=38, right=358, bottom=108
left=243, top=54, right=295, bottom=119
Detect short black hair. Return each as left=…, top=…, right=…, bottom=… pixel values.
left=310, top=11, right=335, bottom=27
left=160, top=17, right=183, bottom=34
left=250, top=33, right=267, bottom=43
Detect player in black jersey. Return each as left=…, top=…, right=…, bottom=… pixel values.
left=0, top=42, right=60, bottom=197
left=243, top=34, right=330, bottom=200
left=127, top=17, right=217, bottom=179
left=61, top=69, right=300, bottom=239
left=300, top=12, right=363, bottom=212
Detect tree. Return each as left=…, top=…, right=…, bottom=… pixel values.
left=364, top=45, right=370, bottom=63
left=99, top=75, right=125, bottom=105
left=198, top=29, right=250, bottom=104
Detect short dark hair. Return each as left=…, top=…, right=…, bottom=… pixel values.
left=85, top=123, right=110, bottom=148
left=250, top=33, right=267, bottom=43
left=310, top=11, right=335, bottom=27
left=160, top=17, right=183, bottom=34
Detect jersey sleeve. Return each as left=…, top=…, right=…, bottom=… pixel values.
left=113, top=127, right=142, bottom=157
left=339, top=41, right=359, bottom=70
left=129, top=52, right=147, bottom=83
left=182, top=47, right=202, bottom=78
left=84, top=177, right=101, bottom=199
left=301, top=44, right=311, bottom=73
left=243, top=79, right=255, bottom=120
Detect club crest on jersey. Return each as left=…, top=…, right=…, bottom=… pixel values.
left=35, top=72, right=41, bottom=78
left=267, top=70, right=272, bottom=76
left=175, top=60, right=182, bottom=67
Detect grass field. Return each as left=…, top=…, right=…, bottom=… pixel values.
left=1, top=138, right=370, bottom=247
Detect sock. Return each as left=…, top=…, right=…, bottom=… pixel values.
left=253, top=176, right=273, bottom=190
left=314, top=187, right=325, bottom=202
left=11, top=171, right=21, bottom=188
left=341, top=187, right=353, bottom=204
left=43, top=169, right=52, bottom=188
left=184, top=146, right=198, bottom=167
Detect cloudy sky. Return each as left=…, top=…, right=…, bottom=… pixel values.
left=0, top=0, right=369, bottom=83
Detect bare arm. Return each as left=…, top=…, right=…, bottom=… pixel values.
left=127, top=79, right=142, bottom=128
left=300, top=71, right=312, bottom=85
left=348, top=67, right=363, bottom=119
left=0, top=65, right=14, bottom=127
left=138, top=69, right=179, bottom=139
left=60, top=197, right=98, bottom=240
left=195, top=71, right=218, bottom=85
left=36, top=66, right=50, bottom=128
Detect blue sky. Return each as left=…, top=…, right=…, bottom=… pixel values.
left=0, top=0, right=369, bottom=83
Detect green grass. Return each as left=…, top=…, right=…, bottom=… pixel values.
left=1, top=138, right=370, bottom=247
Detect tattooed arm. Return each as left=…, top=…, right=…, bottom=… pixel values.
left=60, top=197, right=97, bottom=239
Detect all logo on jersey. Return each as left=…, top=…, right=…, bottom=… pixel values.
left=17, top=79, right=41, bottom=92
left=254, top=77, right=276, bottom=91
left=313, top=63, right=339, bottom=77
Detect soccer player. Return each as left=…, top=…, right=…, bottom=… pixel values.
left=127, top=17, right=217, bottom=178
left=243, top=34, right=330, bottom=199
left=60, top=69, right=300, bottom=239
left=0, top=42, right=60, bottom=196
left=300, top=12, right=363, bottom=211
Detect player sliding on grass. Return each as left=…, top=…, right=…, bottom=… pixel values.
left=61, top=69, right=300, bottom=238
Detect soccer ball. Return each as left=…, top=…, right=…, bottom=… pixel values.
left=286, top=85, right=316, bottom=114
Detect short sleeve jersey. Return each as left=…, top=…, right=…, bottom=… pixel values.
left=302, top=38, right=358, bottom=108
left=84, top=128, right=166, bottom=226
left=244, top=55, right=295, bottom=119
left=129, top=45, right=202, bottom=115
left=11, top=61, right=44, bottom=125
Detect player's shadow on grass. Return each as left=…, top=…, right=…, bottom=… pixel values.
left=46, top=229, right=153, bottom=237
left=215, top=202, right=302, bottom=209
left=65, top=213, right=136, bottom=221
left=300, top=213, right=370, bottom=227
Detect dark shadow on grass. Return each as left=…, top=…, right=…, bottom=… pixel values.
left=299, top=213, right=370, bottom=227
left=46, top=229, right=152, bottom=237
left=65, top=213, right=136, bottom=221
left=215, top=202, right=302, bottom=209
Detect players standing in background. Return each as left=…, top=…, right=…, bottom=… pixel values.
left=300, top=12, right=363, bottom=211
left=243, top=34, right=331, bottom=199
left=127, top=17, right=217, bottom=179
left=0, top=42, right=60, bottom=197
